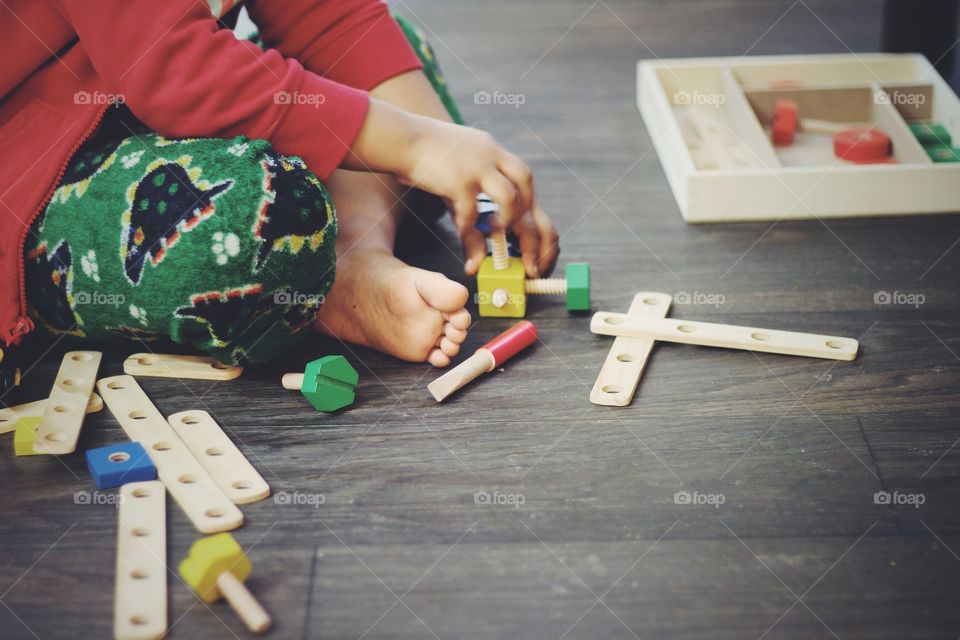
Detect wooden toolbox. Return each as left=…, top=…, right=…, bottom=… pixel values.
left=636, top=53, right=960, bottom=222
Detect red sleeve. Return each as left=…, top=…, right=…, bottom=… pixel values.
left=59, top=0, right=369, bottom=179
left=247, top=0, right=423, bottom=90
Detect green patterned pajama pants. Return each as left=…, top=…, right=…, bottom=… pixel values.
left=24, top=16, right=461, bottom=365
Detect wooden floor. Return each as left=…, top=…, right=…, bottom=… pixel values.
left=3, top=1, right=960, bottom=638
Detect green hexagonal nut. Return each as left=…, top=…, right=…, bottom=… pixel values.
left=301, top=355, right=359, bottom=412
left=565, top=263, right=590, bottom=311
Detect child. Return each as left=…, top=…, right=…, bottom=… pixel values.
left=0, top=0, right=559, bottom=391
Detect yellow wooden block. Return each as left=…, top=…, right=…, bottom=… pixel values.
left=179, top=533, right=251, bottom=603
left=14, top=417, right=43, bottom=456
left=477, top=256, right=526, bottom=317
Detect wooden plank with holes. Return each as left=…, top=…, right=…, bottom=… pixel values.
left=168, top=410, right=270, bottom=505
left=591, top=313, right=859, bottom=361
left=96, top=375, right=243, bottom=533
left=32, top=351, right=102, bottom=455
left=114, top=480, right=166, bottom=640
left=590, top=293, right=672, bottom=406
left=123, top=353, right=243, bottom=381
left=0, top=393, right=102, bottom=435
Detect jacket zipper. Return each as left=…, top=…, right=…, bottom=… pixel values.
left=4, top=105, right=109, bottom=346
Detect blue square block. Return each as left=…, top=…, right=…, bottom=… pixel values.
left=86, top=442, right=157, bottom=490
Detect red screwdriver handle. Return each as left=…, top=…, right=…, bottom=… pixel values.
left=481, top=320, right=538, bottom=367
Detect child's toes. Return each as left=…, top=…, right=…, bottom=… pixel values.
left=444, top=308, right=472, bottom=331
left=439, top=336, right=461, bottom=358
left=428, top=348, right=451, bottom=368
left=444, top=322, right=468, bottom=344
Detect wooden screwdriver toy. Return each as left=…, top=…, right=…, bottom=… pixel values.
left=429, top=320, right=538, bottom=402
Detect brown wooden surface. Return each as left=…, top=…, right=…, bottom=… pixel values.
left=3, top=1, right=960, bottom=638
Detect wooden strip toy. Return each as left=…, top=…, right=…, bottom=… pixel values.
left=1, top=393, right=103, bottom=435
left=179, top=533, right=271, bottom=634
left=96, top=375, right=243, bottom=533
left=33, top=351, right=102, bottom=455
left=123, top=353, right=242, bottom=381
left=86, top=442, right=157, bottom=490
left=591, top=314, right=858, bottom=361
left=281, top=355, right=358, bottom=412
left=168, top=410, right=270, bottom=504
left=114, top=480, right=166, bottom=640
left=590, top=292, right=672, bottom=406
left=429, top=320, right=538, bottom=402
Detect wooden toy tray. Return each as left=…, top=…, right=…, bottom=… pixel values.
left=636, top=53, right=960, bottom=222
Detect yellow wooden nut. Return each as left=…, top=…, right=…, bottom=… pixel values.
left=476, top=255, right=526, bottom=317
left=179, top=533, right=252, bottom=603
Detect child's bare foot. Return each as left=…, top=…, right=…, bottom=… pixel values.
left=314, top=247, right=471, bottom=367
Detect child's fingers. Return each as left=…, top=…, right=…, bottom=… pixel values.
left=531, top=200, right=560, bottom=277
left=459, top=225, right=487, bottom=276
left=480, top=172, right=520, bottom=228
left=498, top=153, right=534, bottom=214
left=513, top=217, right=542, bottom=278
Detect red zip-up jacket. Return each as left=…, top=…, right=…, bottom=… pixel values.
left=0, top=0, right=421, bottom=368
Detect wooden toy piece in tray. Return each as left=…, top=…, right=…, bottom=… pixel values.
left=637, top=53, right=960, bottom=222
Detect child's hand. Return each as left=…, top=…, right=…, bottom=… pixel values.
left=345, top=99, right=559, bottom=277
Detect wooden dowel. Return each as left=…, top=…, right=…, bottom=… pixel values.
left=216, top=571, right=271, bottom=634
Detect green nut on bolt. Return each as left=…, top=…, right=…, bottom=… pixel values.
left=282, top=355, right=359, bottom=412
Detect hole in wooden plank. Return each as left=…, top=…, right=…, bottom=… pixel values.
left=44, top=432, right=65, bottom=442
left=137, top=356, right=158, bottom=366
left=205, top=508, right=225, bottom=518
left=129, top=410, right=148, bottom=420
left=131, top=488, right=151, bottom=498
left=205, top=447, right=224, bottom=457
left=108, top=452, right=131, bottom=463
left=616, top=353, right=635, bottom=362
left=601, top=384, right=622, bottom=394
left=232, top=480, right=251, bottom=490
left=642, top=297, right=660, bottom=305
left=603, top=316, right=624, bottom=325
left=130, top=615, right=148, bottom=626
left=131, top=527, right=150, bottom=537
left=61, top=378, right=82, bottom=388
left=152, top=441, right=172, bottom=452
left=825, top=340, right=844, bottom=349
left=130, top=569, right=149, bottom=580
left=677, top=324, right=697, bottom=333
left=106, top=380, right=126, bottom=390
left=210, top=361, right=228, bottom=370
left=178, top=474, right=199, bottom=484
left=52, top=405, right=70, bottom=413
left=751, top=332, right=771, bottom=341
left=180, top=414, right=200, bottom=425
left=70, top=353, right=93, bottom=362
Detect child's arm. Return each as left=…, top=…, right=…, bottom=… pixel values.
left=59, top=0, right=372, bottom=180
